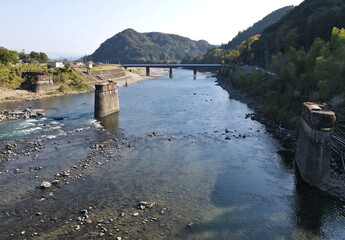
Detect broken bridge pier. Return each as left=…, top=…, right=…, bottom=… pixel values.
left=94, top=82, right=119, bottom=118
left=296, top=102, right=336, bottom=187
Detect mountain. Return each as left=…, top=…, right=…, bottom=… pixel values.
left=252, top=0, right=345, bottom=66
left=90, top=29, right=213, bottom=63
left=222, top=6, right=293, bottom=50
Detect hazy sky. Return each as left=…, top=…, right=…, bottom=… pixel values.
left=0, top=0, right=304, bottom=57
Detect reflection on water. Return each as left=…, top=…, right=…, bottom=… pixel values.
left=97, top=112, right=120, bottom=130
left=0, top=69, right=344, bottom=239
left=293, top=172, right=344, bottom=238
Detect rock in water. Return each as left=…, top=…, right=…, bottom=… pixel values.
left=40, top=181, right=51, bottom=189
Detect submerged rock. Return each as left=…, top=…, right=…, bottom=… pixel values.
left=138, top=201, right=156, bottom=210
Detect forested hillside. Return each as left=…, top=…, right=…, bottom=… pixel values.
left=90, top=29, right=213, bottom=63
left=252, top=0, right=345, bottom=66
left=222, top=6, right=292, bottom=50
left=219, top=0, right=345, bottom=130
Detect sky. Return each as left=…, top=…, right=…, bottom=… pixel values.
left=0, top=0, right=304, bottom=58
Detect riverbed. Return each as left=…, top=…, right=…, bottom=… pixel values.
left=0, top=69, right=344, bottom=239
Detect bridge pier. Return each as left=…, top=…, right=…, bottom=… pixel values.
left=193, top=67, right=197, bottom=78
left=146, top=67, right=150, bottom=76
left=296, top=102, right=336, bottom=188
left=94, top=82, right=119, bottom=118
left=169, top=68, right=173, bottom=78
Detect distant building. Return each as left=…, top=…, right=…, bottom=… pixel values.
left=86, top=61, right=93, bottom=69
left=50, top=61, right=64, bottom=68
left=74, top=61, right=83, bottom=67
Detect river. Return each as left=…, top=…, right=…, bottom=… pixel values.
left=0, top=69, right=344, bottom=239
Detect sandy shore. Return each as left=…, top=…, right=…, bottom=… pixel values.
left=0, top=68, right=168, bottom=104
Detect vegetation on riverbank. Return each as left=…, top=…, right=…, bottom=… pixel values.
left=221, top=27, right=345, bottom=132
left=0, top=63, right=90, bottom=93
left=0, top=47, right=90, bottom=93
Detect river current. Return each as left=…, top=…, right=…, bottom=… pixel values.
left=0, top=69, right=344, bottom=239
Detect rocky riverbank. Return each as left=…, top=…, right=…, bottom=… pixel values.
left=0, top=108, right=45, bottom=122
left=216, top=77, right=296, bottom=150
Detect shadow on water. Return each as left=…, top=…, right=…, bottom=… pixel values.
left=181, top=152, right=345, bottom=239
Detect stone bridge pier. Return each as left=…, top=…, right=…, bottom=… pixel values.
left=296, top=102, right=336, bottom=187
left=94, top=82, right=119, bottom=118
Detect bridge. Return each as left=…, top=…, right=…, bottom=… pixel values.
left=121, top=64, right=223, bottom=78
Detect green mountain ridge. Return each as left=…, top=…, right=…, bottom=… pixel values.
left=90, top=29, right=213, bottom=63
left=222, top=6, right=293, bottom=50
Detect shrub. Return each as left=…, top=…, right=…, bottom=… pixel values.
left=58, top=85, right=70, bottom=93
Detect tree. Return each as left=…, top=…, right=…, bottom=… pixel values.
left=39, top=52, right=49, bottom=63
left=29, top=51, right=41, bottom=63
left=0, top=47, right=18, bottom=64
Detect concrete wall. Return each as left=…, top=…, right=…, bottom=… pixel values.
left=35, top=75, right=54, bottom=93
left=296, top=102, right=336, bottom=187
left=82, top=68, right=126, bottom=84
left=94, top=82, right=119, bottom=118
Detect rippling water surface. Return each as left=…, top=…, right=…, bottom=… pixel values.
left=0, top=70, right=344, bottom=239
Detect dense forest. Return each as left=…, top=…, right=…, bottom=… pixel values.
left=225, top=27, right=345, bottom=131
left=90, top=28, right=213, bottom=63
left=222, top=6, right=293, bottom=50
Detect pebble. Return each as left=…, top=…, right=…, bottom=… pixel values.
left=133, top=212, right=139, bottom=217
left=187, top=222, right=195, bottom=228
left=52, top=180, right=60, bottom=185
left=80, top=209, right=88, bottom=215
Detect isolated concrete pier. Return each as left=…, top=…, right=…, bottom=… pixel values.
left=296, top=102, right=336, bottom=187
left=94, top=82, right=119, bottom=118
left=26, top=72, right=54, bottom=93
left=169, top=68, right=173, bottom=78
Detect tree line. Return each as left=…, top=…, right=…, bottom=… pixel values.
left=0, top=47, right=49, bottom=65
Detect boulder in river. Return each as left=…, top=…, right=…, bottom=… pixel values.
left=40, top=181, right=51, bottom=189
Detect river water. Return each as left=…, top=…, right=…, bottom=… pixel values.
left=0, top=69, right=344, bottom=239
